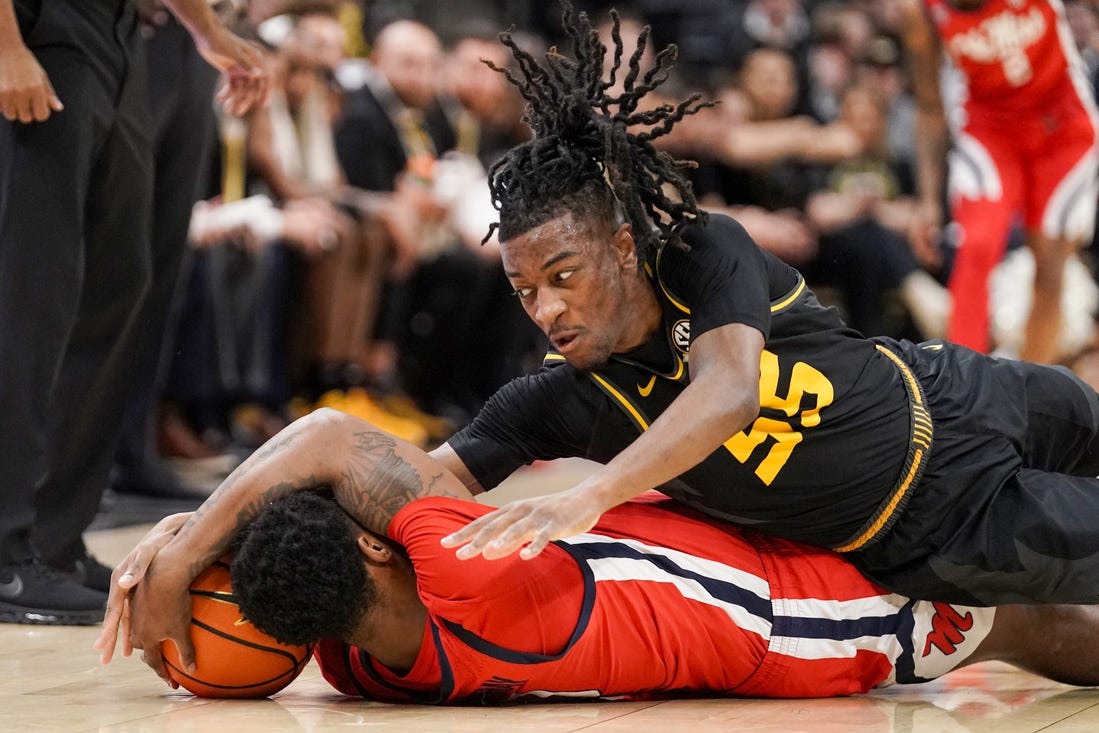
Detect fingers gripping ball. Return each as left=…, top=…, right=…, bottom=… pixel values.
left=161, top=559, right=312, bottom=698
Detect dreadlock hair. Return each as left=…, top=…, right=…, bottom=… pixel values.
left=230, top=490, right=377, bottom=647
left=484, top=1, right=712, bottom=261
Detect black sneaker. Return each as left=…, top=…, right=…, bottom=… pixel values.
left=0, top=558, right=107, bottom=625
left=53, top=552, right=114, bottom=594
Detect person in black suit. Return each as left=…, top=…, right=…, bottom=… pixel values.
left=0, top=0, right=266, bottom=625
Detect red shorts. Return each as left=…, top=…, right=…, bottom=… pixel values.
left=946, top=92, right=1098, bottom=351
left=949, top=96, right=1098, bottom=240
left=732, top=534, right=995, bottom=697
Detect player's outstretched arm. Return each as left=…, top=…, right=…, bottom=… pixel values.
left=897, top=0, right=949, bottom=255
left=442, top=322, right=765, bottom=560
left=94, top=408, right=473, bottom=680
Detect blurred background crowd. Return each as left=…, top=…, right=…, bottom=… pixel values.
left=117, top=0, right=1099, bottom=500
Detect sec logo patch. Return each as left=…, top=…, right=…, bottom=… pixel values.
left=672, top=319, right=690, bottom=353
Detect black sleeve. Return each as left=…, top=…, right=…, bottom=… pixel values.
left=446, top=365, right=622, bottom=490
left=671, top=213, right=776, bottom=341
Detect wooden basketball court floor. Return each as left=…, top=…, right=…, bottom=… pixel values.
left=5, top=460, right=1099, bottom=732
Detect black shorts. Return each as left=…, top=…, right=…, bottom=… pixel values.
left=852, top=340, right=1099, bottom=605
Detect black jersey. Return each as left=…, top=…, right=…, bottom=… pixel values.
left=450, top=213, right=924, bottom=549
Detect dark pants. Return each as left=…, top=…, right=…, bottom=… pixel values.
left=164, top=243, right=299, bottom=428
left=396, top=249, right=542, bottom=420
left=855, top=340, right=1099, bottom=605
left=113, top=18, right=219, bottom=473
left=0, top=0, right=153, bottom=563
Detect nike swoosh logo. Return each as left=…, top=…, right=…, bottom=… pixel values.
left=637, top=375, right=656, bottom=397
left=0, top=573, right=24, bottom=599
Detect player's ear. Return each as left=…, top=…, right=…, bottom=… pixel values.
left=612, top=222, right=637, bottom=269
left=356, top=534, right=393, bottom=563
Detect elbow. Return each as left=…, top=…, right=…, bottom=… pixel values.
left=710, top=384, right=760, bottom=437
left=301, top=406, right=344, bottom=426
left=298, top=406, right=361, bottom=437
left=732, top=389, right=761, bottom=430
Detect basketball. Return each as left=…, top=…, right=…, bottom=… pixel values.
left=161, top=558, right=313, bottom=698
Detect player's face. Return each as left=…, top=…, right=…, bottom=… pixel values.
left=501, top=213, right=639, bottom=371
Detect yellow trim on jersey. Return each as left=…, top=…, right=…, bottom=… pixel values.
left=668, top=355, right=686, bottom=381
left=770, top=276, right=806, bottom=314
left=543, top=353, right=567, bottom=365
left=832, top=344, right=933, bottom=553
left=653, top=246, right=807, bottom=317
left=659, top=280, right=690, bottom=314
left=590, top=373, right=650, bottom=431
left=654, top=245, right=691, bottom=314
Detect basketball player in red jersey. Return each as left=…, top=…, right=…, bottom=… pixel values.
left=900, top=0, right=1099, bottom=363
left=96, top=410, right=1099, bottom=701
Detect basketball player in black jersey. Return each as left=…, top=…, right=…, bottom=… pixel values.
left=433, top=5, right=1099, bottom=607
left=109, top=4, right=1099, bottom=668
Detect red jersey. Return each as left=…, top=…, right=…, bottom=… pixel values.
left=314, top=496, right=993, bottom=703
left=925, top=0, right=1086, bottom=113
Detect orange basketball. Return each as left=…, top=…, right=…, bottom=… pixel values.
left=161, top=558, right=312, bottom=698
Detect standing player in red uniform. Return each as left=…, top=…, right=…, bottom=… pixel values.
left=900, top=0, right=1099, bottom=363
left=96, top=411, right=1099, bottom=700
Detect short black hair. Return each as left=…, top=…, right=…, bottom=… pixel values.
left=231, top=491, right=376, bottom=647
left=484, top=2, right=711, bottom=260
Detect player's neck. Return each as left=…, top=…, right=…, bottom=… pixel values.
left=348, top=567, right=427, bottom=674
left=614, top=274, right=664, bottom=354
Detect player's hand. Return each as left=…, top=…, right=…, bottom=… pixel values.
left=93, top=513, right=193, bottom=678
left=125, top=544, right=197, bottom=685
left=0, top=44, right=63, bottom=123
left=908, top=198, right=943, bottom=270
left=193, top=26, right=269, bottom=116
left=440, top=487, right=607, bottom=560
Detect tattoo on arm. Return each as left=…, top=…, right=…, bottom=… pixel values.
left=427, top=471, right=462, bottom=499
left=254, top=430, right=300, bottom=461
left=335, top=431, right=436, bottom=533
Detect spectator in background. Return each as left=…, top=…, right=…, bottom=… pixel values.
left=804, top=83, right=950, bottom=339
left=692, top=47, right=940, bottom=339
left=247, top=13, right=384, bottom=413
left=334, top=18, right=536, bottom=427
left=442, top=20, right=532, bottom=167
left=334, top=19, right=456, bottom=395
left=436, top=21, right=546, bottom=398
left=804, top=1, right=876, bottom=123
left=724, top=0, right=815, bottom=114
left=853, top=34, right=918, bottom=174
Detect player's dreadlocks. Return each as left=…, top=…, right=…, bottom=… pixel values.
left=484, top=2, right=711, bottom=260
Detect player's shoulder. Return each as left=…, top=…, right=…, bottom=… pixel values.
left=391, top=497, right=491, bottom=544
left=680, top=211, right=757, bottom=253
left=654, top=211, right=772, bottom=294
